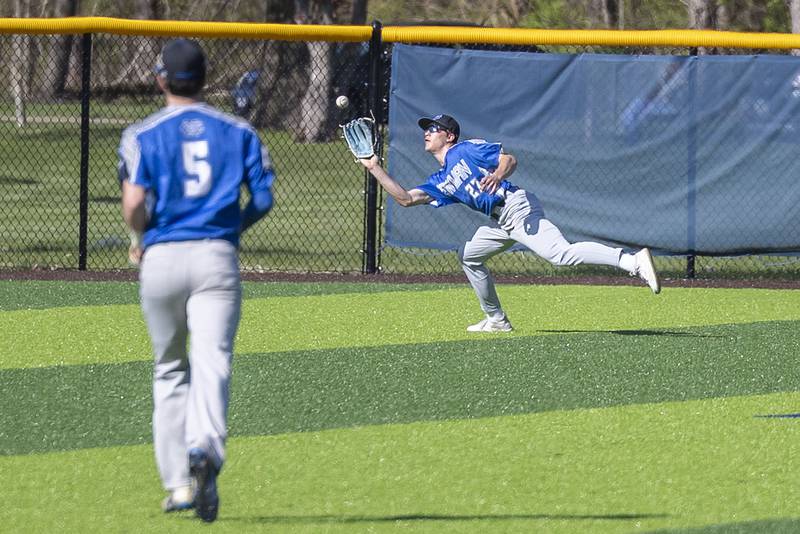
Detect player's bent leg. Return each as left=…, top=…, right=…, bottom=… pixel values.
left=460, top=227, right=515, bottom=331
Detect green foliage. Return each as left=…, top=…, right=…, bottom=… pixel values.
left=520, top=0, right=581, bottom=29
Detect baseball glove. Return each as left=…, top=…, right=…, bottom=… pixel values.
left=341, top=117, right=375, bottom=159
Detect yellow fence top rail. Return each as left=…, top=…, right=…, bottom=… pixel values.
left=383, top=26, right=800, bottom=50
left=2, top=17, right=800, bottom=50
left=0, top=17, right=370, bottom=42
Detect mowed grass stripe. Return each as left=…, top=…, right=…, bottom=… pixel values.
left=0, top=279, right=458, bottom=312
left=2, top=392, right=800, bottom=533
left=2, top=285, right=800, bottom=369
left=3, top=320, right=799, bottom=456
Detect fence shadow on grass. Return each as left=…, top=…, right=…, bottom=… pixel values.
left=223, top=512, right=670, bottom=525
left=537, top=329, right=724, bottom=338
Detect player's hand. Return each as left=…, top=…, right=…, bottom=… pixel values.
left=479, top=173, right=501, bottom=194
left=128, top=231, right=143, bottom=267
left=358, top=155, right=380, bottom=171
left=128, top=244, right=143, bottom=266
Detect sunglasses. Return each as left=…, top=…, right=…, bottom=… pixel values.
left=425, top=124, right=448, bottom=134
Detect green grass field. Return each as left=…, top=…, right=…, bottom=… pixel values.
left=2, top=279, right=800, bottom=533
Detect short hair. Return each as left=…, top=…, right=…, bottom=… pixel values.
left=167, top=77, right=205, bottom=97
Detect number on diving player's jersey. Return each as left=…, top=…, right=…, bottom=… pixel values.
left=464, top=179, right=480, bottom=199
left=182, top=140, right=212, bottom=197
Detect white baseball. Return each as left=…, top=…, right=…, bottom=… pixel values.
left=335, top=95, right=349, bottom=109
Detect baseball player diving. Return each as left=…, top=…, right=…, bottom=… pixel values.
left=119, top=39, right=275, bottom=522
left=354, top=113, right=660, bottom=332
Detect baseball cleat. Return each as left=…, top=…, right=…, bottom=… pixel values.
left=634, top=248, right=661, bottom=294
left=189, top=447, right=219, bottom=523
left=162, top=485, right=193, bottom=513
left=467, top=316, right=513, bottom=333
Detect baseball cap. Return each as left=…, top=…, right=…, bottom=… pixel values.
left=418, top=114, right=460, bottom=139
left=154, top=38, right=206, bottom=82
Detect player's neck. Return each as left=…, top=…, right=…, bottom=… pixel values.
left=165, top=93, right=202, bottom=106
left=432, top=144, right=453, bottom=165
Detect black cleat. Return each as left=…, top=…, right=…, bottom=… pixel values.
left=189, top=448, right=219, bottom=523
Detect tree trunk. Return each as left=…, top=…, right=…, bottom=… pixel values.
left=590, top=0, right=618, bottom=28
left=715, top=2, right=729, bottom=30
left=295, top=0, right=335, bottom=142
left=351, top=0, right=367, bottom=24
left=11, top=0, right=30, bottom=126
left=688, top=0, right=715, bottom=54
left=688, top=0, right=713, bottom=29
left=46, top=0, right=79, bottom=98
left=109, top=0, right=158, bottom=89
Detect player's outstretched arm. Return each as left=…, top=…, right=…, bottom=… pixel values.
left=359, top=155, right=431, bottom=207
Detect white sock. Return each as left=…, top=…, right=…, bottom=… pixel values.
left=619, top=253, right=637, bottom=273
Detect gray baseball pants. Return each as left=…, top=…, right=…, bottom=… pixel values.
left=139, top=239, right=241, bottom=491
left=458, top=189, right=623, bottom=317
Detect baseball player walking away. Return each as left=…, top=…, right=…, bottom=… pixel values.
left=357, top=113, right=660, bottom=332
left=119, top=39, right=275, bottom=522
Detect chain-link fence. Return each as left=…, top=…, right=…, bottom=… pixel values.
left=0, top=32, right=370, bottom=273
left=1, top=22, right=800, bottom=281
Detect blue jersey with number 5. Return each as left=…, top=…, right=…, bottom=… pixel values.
left=118, top=103, right=274, bottom=247
left=414, top=140, right=517, bottom=216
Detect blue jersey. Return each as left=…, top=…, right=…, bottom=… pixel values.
left=118, top=103, right=274, bottom=248
left=415, top=140, right=518, bottom=216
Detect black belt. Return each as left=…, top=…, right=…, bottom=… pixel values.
left=490, top=200, right=505, bottom=221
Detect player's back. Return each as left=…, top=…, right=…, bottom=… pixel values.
left=122, top=102, right=262, bottom=247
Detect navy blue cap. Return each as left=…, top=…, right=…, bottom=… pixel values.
left=155, top=39, right=206, bottom=82
left=418, top=114, right=460, bottom=139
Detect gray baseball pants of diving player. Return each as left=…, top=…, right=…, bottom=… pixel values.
left=458, top=189, right=623, bottom=317
left=139, top=239, right=241, bottom=491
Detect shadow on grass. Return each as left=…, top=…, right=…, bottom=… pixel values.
left=538, top=329, right=724, bottom=338
left=90, top=195, right=120, bottom=204
left=0, top=175, right=38, bottom=185
left=643, top=517, right=800, bottom=533
left=223, top=512, right=669, bottom=525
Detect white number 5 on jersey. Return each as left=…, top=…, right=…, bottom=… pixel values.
left=182, top=140, right=212, bottom=197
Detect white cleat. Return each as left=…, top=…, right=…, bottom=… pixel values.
left=467, top=316, right=513, bottom=333
left=162, top=485, right=193, bottom=513
left=633, top=248, right=661, bottom=294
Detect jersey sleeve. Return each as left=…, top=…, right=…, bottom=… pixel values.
left=466, top=140, right=503, bottom=170
left=414, top=174, right=456, bottom=208
left=117, top=127, right=150, bottom=188
left=241, top=129, right=275, bottom=232
left=244, top=129, right=275, bottom=193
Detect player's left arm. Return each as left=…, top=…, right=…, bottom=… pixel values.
left=241, top=132, right=275, bottom=233
left=479, top=152, right=517, bottom=194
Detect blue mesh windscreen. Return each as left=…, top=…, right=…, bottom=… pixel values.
left=386, top=44, right=800, bottom=255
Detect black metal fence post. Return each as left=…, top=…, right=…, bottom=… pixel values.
left=362, top=20, right=383, bottom=274
left=686, top=48, right=698, bottom=279
left=78, top=33, right=92, bottom=270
